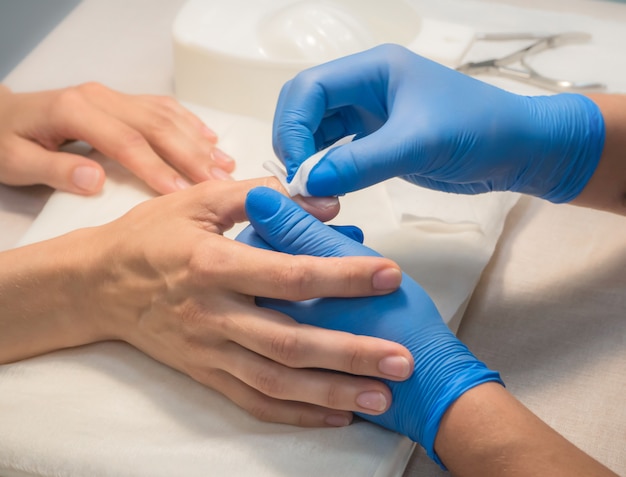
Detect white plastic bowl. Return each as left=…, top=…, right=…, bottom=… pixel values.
left=172, top=0, right=473, bottom=120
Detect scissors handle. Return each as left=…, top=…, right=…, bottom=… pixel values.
left=456, top=32, right=607, bottom=93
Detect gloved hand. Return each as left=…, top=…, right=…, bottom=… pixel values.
left=272, top=44, right=605, bottom=203
left=236, top=187, right=503, bottom=467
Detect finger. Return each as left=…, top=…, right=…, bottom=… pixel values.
left=245, top=186, right=377, bottom=258
left=329, top=225, right=364, bottom=243
left=217, top=342, right=391, bottom=415
left=272, top=79, right=318, bottom=174
left=312, top=109, right=352, bottom=151
left=272, top=49, right=388, bottom=173
left=140, top=93, right=220, bottom=144
left=185, top=176, right=285, bottom=231
left=216, top=238, right=402, bottom=298
left=200, top=369, right=353, bottom=428
left=184, top=176, right=339, bottom=233
left=107, top=93, right=236, bottom=182
left=237, top=306, right=413, bottom=380
left=0, top=137, right=105, bottom=194
left=181, top=179, right=400, bottom=298
left=53, top=92, right=193, bottom=194
left=304, top=123, right=417, bottom=197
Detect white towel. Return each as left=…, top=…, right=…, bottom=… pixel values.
left=0, top=102, right=518, bottom=477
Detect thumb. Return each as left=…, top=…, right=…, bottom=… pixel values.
left=305, top=125, right=418, bottom=197
left=245, top=186, right=375, bottom=258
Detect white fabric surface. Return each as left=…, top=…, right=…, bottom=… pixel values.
left=1, top=99, right=518, bottom=477
left=0, top=0, right=624, bottom=476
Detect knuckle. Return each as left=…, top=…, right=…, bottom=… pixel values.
left=269, top=329, right=302, bottom=366
left=376, top=43, right=406, bottom=61
left=295, top=410, right=311, bottom=428
left=115, top=128, right=149, bottom=154
left=347, top=345, right=367, bottom=374
left=50, top=82, right=109, bottom=120
left=324, top=382, right=342, bottom=409
left=254, top=368, right=284, bottom=398
left=178, top=300, right=207, bottom=335
left=154, top=95, right=181, bottom=112
left=247, top=399, right=278, bottom=424
left=188, top=365, right=219, bottom=388
left=150, top=111, right=177, bottom=134
left=275, top=257, right=315, bottom=301
left=49, top=88, right=85, bottom=118
left=76, top=81, right=106, bottom=96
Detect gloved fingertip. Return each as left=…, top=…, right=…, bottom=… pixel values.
left=308, top=159, right=341, bottom=196
left=245, top=186, right=283, bottom=222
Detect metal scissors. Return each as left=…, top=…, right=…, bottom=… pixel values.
left=456, top=32, right=606, bottom=92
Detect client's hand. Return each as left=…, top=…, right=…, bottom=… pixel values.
left=0, top=177, right=412, bottom=429
left=0, top=82, right=234, bottom=195
left=237, top=186, right=502, bottom=465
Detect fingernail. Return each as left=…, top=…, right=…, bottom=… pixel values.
left=72, top=166, right=102, bottom=192
left=372, top=268, right=402, bottom=291
left=356, top=391, right=388, bottom=412
left=378, top=356, right=411, bottom=379
left=211, top=148, right=235, bottom=166
left=210, top=167, right=233, bottom=181
left=201, top=125, right=218, bottom=142
left=300, top=195, right=339, bottom=210
left=324, top=414, right=352, bottom=427
left=175, top=177, right=192, bottom=190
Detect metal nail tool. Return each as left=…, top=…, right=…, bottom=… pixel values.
left=456, top=32, right=607, bottom=92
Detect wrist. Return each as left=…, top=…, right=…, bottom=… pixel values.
left=571, top=93, right=626, bottom=215
left=53, top=226, right=122, bottom=344
left=419, top=341, right=503, bottom=467
left=513, top=93, right=605, bottom=203
left=434, top=382, right=619, bottom=477
left=0, top=227, right=116, bottom=362
left=373, top=326, right=502, bottom=467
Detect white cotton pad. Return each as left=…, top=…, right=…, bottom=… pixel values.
left=263, top=135, right=355, bottom=197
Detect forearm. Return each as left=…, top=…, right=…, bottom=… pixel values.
left=572, top=93, right=626, bottom=215
left=0, top=228, right=112, bottom=363
left=435, top=382, right=619, bottom=477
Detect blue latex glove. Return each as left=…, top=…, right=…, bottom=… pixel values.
left=236, top=187, right=503, bottom=467
left=272, top=44, right=605, bottom=203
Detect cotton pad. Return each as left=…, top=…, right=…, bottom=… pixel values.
left=263, top=135, right=355, bottom=197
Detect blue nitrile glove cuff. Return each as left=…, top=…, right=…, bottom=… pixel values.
left=412, top=340, right=504, bottom=467
left=516, top=93, right=605, bottom=203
